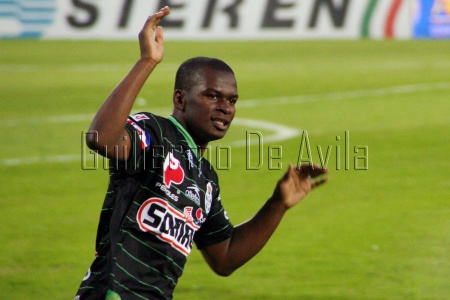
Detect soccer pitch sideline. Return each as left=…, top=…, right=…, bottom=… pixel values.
left=0, top=39, right=449, bottom=299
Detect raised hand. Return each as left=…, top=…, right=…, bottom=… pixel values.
left=138, top=6, right=171, bottom=64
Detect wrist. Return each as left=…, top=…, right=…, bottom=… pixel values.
left=139, top=54, right=161, bottom=65
left=266, top=196, right=290, bottom=214
left=137, top=56, right=160, bottom=69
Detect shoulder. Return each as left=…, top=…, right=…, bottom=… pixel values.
left=129, top=112, right=168, bottom=125
left=128, top=113, right=176, bottom=136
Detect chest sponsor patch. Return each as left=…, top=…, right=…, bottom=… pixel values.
left=137, top=198, right=199, bottom=256
left=163, top=152, right=185, bottom=188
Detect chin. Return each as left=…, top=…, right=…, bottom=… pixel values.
left=208, top=132, right=227, bottom=142
left=194, top=128, right=228, bottom=146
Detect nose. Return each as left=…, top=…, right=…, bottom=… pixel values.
left=216, top=99, right=233, bottom=115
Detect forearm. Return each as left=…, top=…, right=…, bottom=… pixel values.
left=86, top=59, right=157, bottom=156
left=207, top=198, right=288, bottom=276
left=202, top=165, right=328, bottom=276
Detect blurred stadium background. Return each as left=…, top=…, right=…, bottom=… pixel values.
left=1, top=1, right=449, bottom=299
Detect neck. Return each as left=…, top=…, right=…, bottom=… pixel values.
left=168, top=115, right=207, bottom=158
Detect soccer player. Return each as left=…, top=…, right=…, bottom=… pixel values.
left=75, top=6, right=328, bottom=300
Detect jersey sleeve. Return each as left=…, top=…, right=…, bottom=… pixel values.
left=120, top=113, right=155, bottom=172
left=194, top=191, right=233, bottom=249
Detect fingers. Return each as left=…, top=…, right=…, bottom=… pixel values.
left=154, top=6, right=171, bottom=24
left=311, top=177, right=328, bottom=188
left=141, top=6, right=170, bottom=35
left=138, top=7, right=170, bottom=62
left=275, top=164, right=327, bottom=208
left=153, top=6, right=171, bottom=26
left=154, top=26, right=164, bottom=44
left=294, top=163, right=329, bottom=189
left=149, top=6, right=171, bottom=21
left=296, top=164, right=327, bottom=177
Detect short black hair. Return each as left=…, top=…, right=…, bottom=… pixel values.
left=174, top=57, right=234, bottom=91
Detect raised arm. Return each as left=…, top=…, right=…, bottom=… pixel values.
left=85, top=6, right=170, bottom=160
left=201, top=164, right=328, bottom=276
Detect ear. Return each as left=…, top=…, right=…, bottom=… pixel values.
left=173, top=90, right=186, bottom=111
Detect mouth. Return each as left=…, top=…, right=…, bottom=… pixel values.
left=211, top=117, right=230, bottom=130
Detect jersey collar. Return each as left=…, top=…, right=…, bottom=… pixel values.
left=168, top=115, right=202, bottom=159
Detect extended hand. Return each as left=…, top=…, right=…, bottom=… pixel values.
left=272, top=164, right=328, bottom=209
left=138, top=6, right=171, bottom=64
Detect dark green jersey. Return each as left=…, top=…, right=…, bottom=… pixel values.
left=76, top=113, right=233, bottom=300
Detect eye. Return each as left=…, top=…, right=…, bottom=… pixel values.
left=208, top=94, right=219, bottom=100
left=228, top=98, right=237, bottom=105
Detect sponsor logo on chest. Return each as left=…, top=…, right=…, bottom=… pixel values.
left=185, top=184, right=201, bottom=206
left=163, top=152, right=184, bottom=188
left=137, top=198, right=200, bottom=256
left=154, top=152, right=185, bottom=202
left=154, top=152, right=212, bottom=222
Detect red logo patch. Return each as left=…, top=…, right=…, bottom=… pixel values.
left=163, top=152, right=185, bottom=187
left=196, top=208, right=203, bottom=220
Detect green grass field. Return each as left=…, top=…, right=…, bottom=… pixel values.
left=0, top=39, right=449, bottom=299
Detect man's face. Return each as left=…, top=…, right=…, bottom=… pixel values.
left=181, top=67, right=238, bottom=147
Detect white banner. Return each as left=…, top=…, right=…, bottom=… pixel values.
left=0, top=0, right=412, bottom=40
